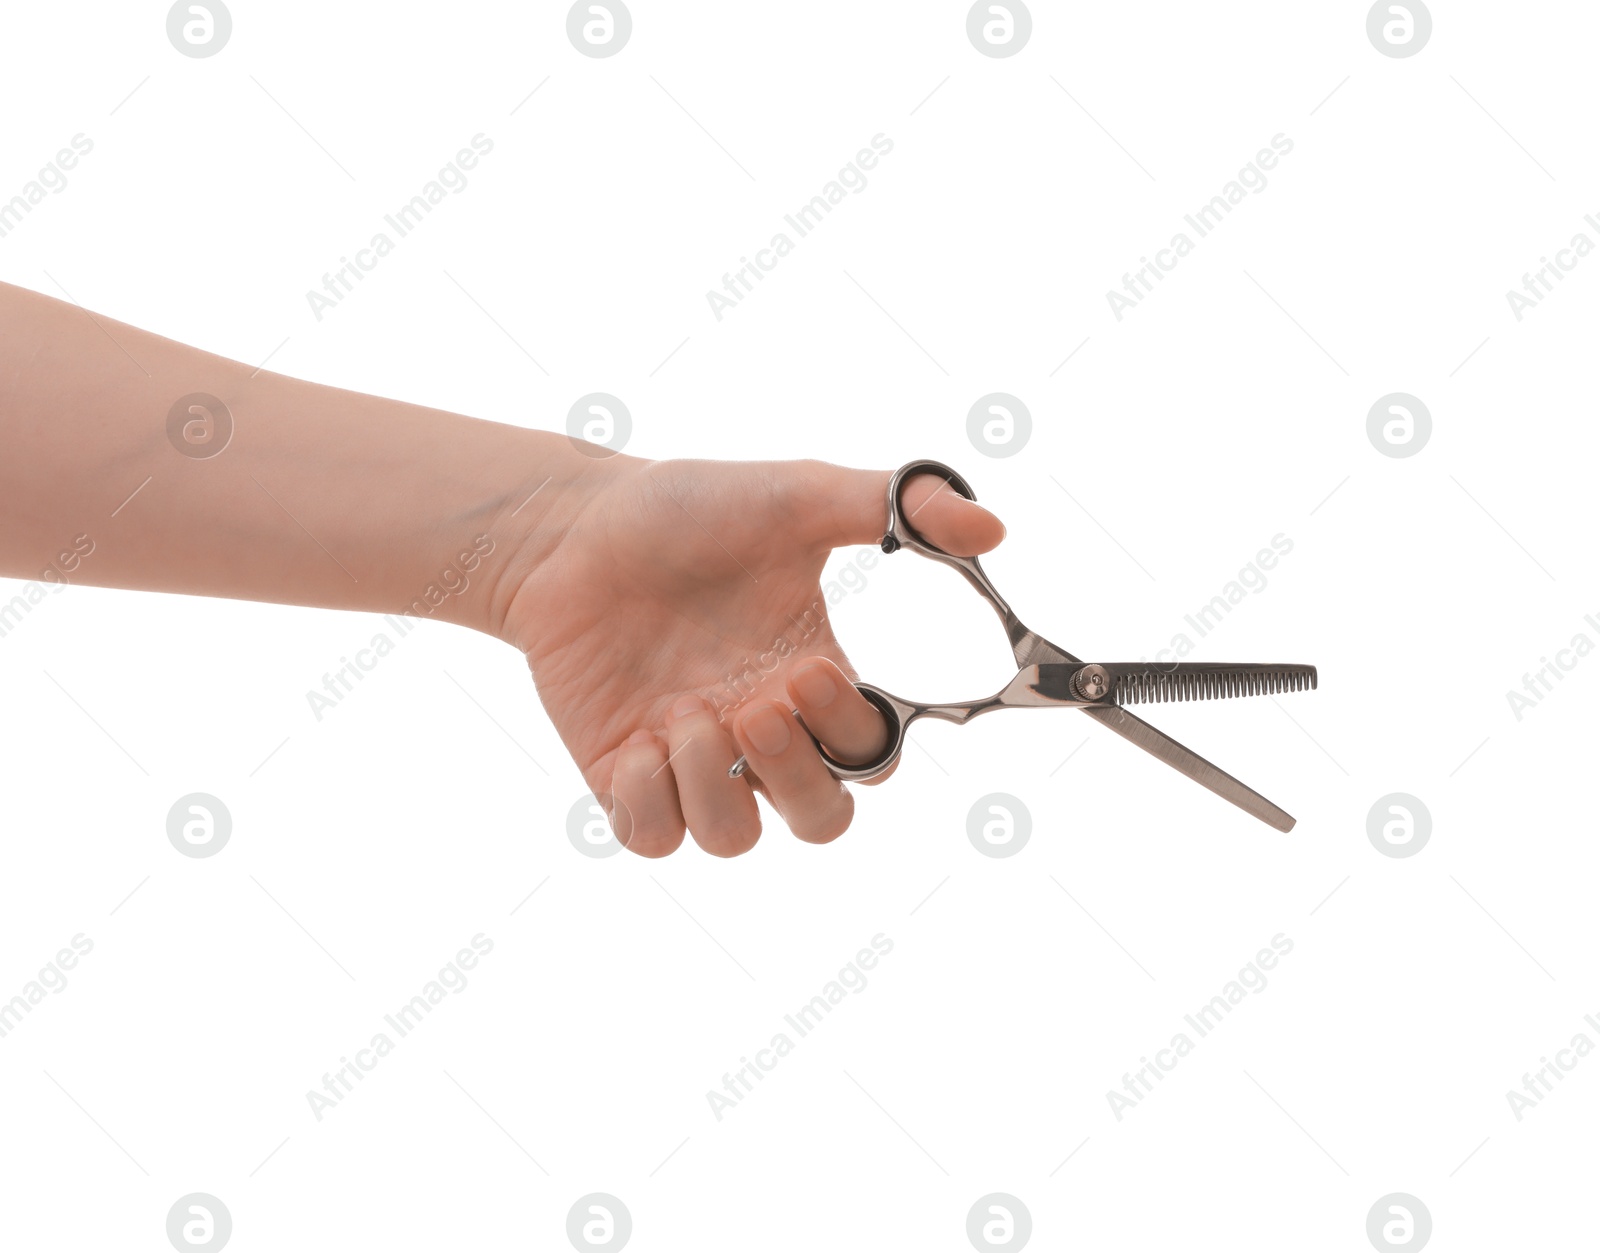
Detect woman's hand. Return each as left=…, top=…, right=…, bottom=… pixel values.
left=502, top=456, right=1005, bottom=857
left=0, top=280, right=1003, bottom=858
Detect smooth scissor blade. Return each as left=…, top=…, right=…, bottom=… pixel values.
left=1080, top=703, right=1297, bottom=832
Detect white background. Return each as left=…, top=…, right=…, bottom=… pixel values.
left=1, top=1, right=1596, bottom=1249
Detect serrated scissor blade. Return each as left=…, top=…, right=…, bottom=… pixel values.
left=1098, top=663, right=1318, bottom=707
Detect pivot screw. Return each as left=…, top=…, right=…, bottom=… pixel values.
left=1071, top=664, right=1111, bottom=701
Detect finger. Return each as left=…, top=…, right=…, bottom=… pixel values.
left=663, top=694, right=762, bottom=857
left=733, top=700, right=854, bottom=844
left=785, top=462, right=1006, bottom=555
left=899, top=473, right=1006, bottom=556
left=609, top=729, right=686, bottom=858
left=787, top=657, right=897, bottom=784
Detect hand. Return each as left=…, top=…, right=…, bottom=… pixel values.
left=0, top=283, right=1004, bottom=858
left=503, top=457, right=1006, bottom=857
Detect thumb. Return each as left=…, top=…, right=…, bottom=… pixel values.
left=788, top=460, right=1007, bottom=557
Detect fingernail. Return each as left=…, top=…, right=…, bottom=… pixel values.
left=792, top=663, right=837, bottom=709
left=624, top=728, right=655, bottom=746
left=667, top=694, right=707, bottom=725
left=741, top=703, right=791, bottom=756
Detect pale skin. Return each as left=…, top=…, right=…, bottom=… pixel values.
left=0, top=280, right=1006, bottom=856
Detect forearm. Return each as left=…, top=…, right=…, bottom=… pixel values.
left=0, top=280, right=599, bottom=635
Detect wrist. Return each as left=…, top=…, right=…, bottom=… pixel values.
left=447, top=429, right=637, bottom=646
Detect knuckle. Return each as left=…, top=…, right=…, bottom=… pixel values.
left=796, top=801, right=853, bottom=845
left=622, top=819, right=684, bottom=857
left=699, top=814, right=762, bottom=856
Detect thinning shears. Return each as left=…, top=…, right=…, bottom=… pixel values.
left=731, top=458, right=1318, bottom=831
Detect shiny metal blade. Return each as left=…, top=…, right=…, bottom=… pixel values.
left=1100, top=663, right=1318, bottom=707
left=1079, top=704, right=1296, bottom=832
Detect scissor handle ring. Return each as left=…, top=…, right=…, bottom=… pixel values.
left=808, top=683, right=913, bottom=783
left=881, top=459, right=979, bottom=558
left=878, top=457, right=1031, bottom=657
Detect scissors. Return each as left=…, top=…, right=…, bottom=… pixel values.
left=730, top=458, right=1318, bottom=831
